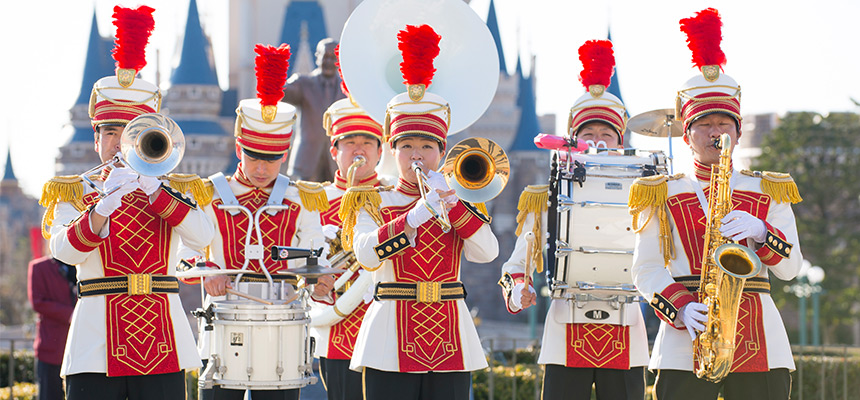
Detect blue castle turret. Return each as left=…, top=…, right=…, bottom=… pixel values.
left=486, top=0, right=507, bottom=75
left=280, top=0, right=328, bottom=77
left=164, top=0, right=233, bottom=176
left=509, top=56, right=544, bottom=152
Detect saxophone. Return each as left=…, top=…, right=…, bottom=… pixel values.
left=693, top=133, right=762, bottom=382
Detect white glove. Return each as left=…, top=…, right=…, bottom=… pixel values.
left=406, top=190, right=445, bottom=228
left=508, top=282, right=535, bottom=311
left=94, top=168, right=140, bottom=217
left=138, top=175, right=162, bottom=196
left=678, top=302, right=708, bottom=341
left=322, top=224, right=340, bottom=241
left=720, top=210, right=767, bottom=243
left=425, top=170, right=457, bottom=204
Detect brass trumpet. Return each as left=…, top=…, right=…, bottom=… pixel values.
left=410, top=137, right=510, bottom=232
left=81, top=113, right=185, bottom=196
left=345, top=155, right=367, bottom=188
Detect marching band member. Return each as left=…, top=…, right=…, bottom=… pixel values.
left=309, top=47, right=386, bottom=400
left=499, top=40, right=648, bottom=400
left=629, top=9, right=802, bottom=399
left=184, top=43, right=329, bottom=400
left=339, top=25, right=498, bottom=400
left=39, top=6, right=213, bottom=399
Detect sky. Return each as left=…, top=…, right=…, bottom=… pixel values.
left=2, top=0, right=860, bottom=198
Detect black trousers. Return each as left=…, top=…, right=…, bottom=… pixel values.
left=319, top=358, right=363, bottom=400
left=363, top=367, right=471, bottom=400
left=36, top=360, right=64, bottom=400
left=542, top=364, right=645, bottom=400
left=213, top=386, right=299, bottom=400
left=65, top=371, right=185, bottom=400
left=654, top=369, right=791, bottom=400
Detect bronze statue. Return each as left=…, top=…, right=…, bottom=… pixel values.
left=283, top=38, right=346, bottom=182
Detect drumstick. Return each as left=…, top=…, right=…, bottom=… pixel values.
left=524, top=232, right=535, bottom=289
left=226, top=288, right=273, bottom=305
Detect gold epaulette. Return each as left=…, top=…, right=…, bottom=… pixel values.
left=338, top=186, right=384, bottom=250
left=740, top=170, right=802, bottom=204
left=515, top=184, right=549, bottom=274
left=514, top=184, right=549, bottom=236
left=628, top=174, right=682, bottom=266
left=39, top=176, right=86, bottom=240
left=168, top=173, right=213, bottom=206
left=291, top=180, right=330, bottom=212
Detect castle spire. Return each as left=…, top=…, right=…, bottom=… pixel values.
left=171, top=0, right=218, bottom=85
left=486, top=0, right=507, bottom=75
left=2, top=147, right=16, bottom=182
left=511, top=55, right=542, bottom=152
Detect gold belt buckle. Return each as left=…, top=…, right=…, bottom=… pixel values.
left=416, top=281, right=441, bottom=303
left=127, top=274, right=153, bottom=295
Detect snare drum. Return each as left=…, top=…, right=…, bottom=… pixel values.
left=210, top=299, right=317, bottom=390
left=550, top=150, right=666, bottom=298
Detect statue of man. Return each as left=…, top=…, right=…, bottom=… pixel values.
left=283, top=38, right=346, bottom=182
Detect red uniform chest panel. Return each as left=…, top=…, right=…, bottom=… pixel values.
left=98, top=190, right=179, bottom=376
left=326, top=300, right=370, bottom=360
left=566, top=324, right=630, bottom=369
left=213, top=190, right=300, bottom=273
left=667, top=189, right=771, bottom=274
left=380, top=202, right=465, bottom=372
left=321, top=195, right=342, bottom=226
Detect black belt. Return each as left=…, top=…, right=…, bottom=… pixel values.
left=374, top=282, right=466, bottom=303
left=675, top=276, right=771, bottom=294
left=79, top=275, right=179, bottom=297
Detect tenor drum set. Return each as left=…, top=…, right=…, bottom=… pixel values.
left=544, top=109, right=680, bottom=325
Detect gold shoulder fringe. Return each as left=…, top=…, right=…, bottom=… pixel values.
left=474, top=202, right=489, bottom=217
left=292, top=180, right=331, bottom=212
left=628, top=174, right=676, bottom=266
left=740, top=170, right=802, bottom=204
left=515, top=184, right=549, bottom=274
left=168, top=174, right=213, bottom=206
left=39, top=176, right=86, bottom=240
left=338, top=187, right=383, bottom=250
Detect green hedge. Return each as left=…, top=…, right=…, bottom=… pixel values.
left=792, top=353, right=860, bottom=399
left=0, top=351, right=35, bottom=387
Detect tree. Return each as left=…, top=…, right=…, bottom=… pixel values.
left=752, top=111, right=860, bottom=345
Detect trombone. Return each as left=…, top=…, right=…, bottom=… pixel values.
left=411, top=137, right=510, bottom=232
left=81, top=113, right=185, bottom=197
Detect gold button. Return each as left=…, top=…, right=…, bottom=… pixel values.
left=400, top=238, right=407, bottom=244
left=659, top=303, right=665, bottom=309
left=778, top=243, right=783, bottom=250
left=377, top=249, right=384, bottom=256
left=386, top=245, right=392, bottom=252
left=670, top=312, right=676, bottom=319
left=393, top=242, right=399, bottom=248
left=786, top=248, right=791, bottom=254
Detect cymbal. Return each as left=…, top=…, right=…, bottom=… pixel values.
left=175, top=267, right=244, bottom=278
left=628, top=109, right=685, bottom=138
left=278, top=265, right=346, bottom=278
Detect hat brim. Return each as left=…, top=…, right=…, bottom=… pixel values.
left=688, top=111, right=741, bottom=131
left=242, top=147, right=285, bottom=161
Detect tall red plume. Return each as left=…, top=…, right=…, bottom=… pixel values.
left=111, top=5, right=156, bottom=72
left=335, top=45, right=349, bottom=96
left=397, top=25, right=441, bottom=87
left=254, top=44, right=291, bottom=106
left=679, top=8, right=727, bottom=68
left=578, top=40, right=615, bottom=88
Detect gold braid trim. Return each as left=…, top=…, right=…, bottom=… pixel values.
left=515, top=184, right=548, bottom=273
left=168, top=174, right=213, bottom=206
left=628, top=174, right=678, bottom=266
left=338, top=187, right=383, bottom=250
left=293, top=180, right=330, bottom=212
left=39, top=176, right=86, bottom=240
left=740, top=170, right=802, bottom=204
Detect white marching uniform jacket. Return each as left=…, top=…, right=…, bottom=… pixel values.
left=180, top=171, right=327, bottom=360
left=500, top=202, right=649, bottom=370
left=43, top=174, right=213, bottom=377
left=345, top=180, right=498, bottom=373
left=630, top=166, right=802, bottom=373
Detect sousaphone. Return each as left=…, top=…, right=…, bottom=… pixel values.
left=338, top=0, right=500, bottom=134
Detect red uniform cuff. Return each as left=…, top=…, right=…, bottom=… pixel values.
left=66, top=211, right=106, bottom=253
left=756, top=222, right=793, bottom=266
left=374, top=213, right=409, bottom=260
left=449, top=201, right=490, bottom=239
left=650, top=282, right=696, bottom=328
left=150, top=185, right=195, bottom=226
left=498, top=272, right=531, bottom=314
